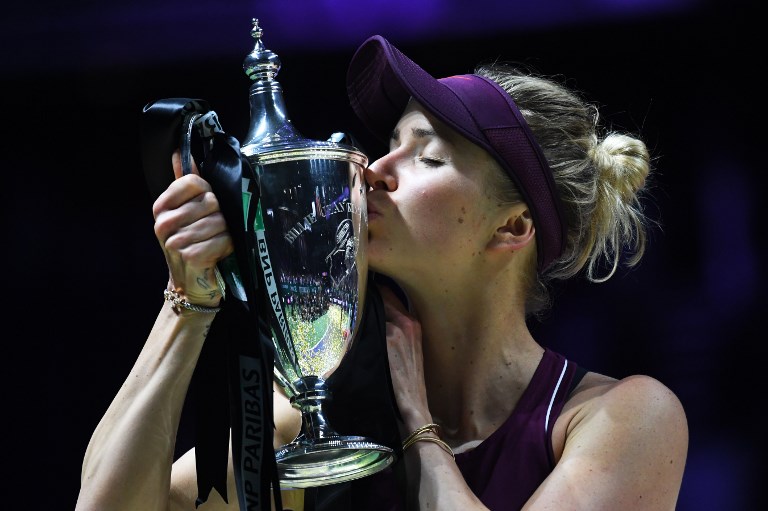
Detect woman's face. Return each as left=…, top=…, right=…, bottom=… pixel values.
left=364, top=101, right=508, bottom=287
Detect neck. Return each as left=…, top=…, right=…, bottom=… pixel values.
left=395, top=267, right=544, bottom=444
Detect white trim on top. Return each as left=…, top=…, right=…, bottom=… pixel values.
left=545, top=360, right=568, bottom=434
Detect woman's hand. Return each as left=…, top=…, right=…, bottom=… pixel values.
left=379, top=284, right=489, bottom=510
left=152, top=150, right=234, bottom=307
left=378, top=284, right=432, bottom=430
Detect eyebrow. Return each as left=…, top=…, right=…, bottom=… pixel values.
left=390, top=126, right=438, bottom=143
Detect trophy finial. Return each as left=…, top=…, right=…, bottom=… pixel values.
left=250, top=18, right=263, bottom=40
left=243, top=18, right=281, bottom=81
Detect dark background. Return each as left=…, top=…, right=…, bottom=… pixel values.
left=2, top=0, right=763, bottom=509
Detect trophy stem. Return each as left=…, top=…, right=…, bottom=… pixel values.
left=275, top=380, right=394, bottom=488
left=292, top=389, right=337, bottom=442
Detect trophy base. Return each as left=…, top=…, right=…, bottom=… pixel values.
left=276, top=436, right=395, bottom=489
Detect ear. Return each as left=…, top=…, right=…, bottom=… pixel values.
left=487, top=206, right=535, bottom=252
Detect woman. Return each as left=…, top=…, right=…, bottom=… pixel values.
left=76, top=35, right=687, bottom=511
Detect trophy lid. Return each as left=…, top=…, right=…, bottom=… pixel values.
left=243, top=19, right=281, bottom=82
left=240, top=19, right=366, bottom=166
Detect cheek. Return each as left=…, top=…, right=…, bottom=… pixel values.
left=407, top=188, right=484, bottom=247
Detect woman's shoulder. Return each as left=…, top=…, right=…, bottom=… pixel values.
left=573, top=371, right=685, bottom=421
left=543, top=371, right=688, bottom=508
left=553, top=371, right=688, bottom=462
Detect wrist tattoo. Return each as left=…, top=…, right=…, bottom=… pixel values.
left=197, top=269, right=212, bottom=290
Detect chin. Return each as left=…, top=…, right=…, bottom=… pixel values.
left=368, top=259, right=397, bottom=279
left=367, top=241, right=412, bottom=282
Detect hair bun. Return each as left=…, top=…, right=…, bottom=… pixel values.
left=591, top=133, right=650, bottom=202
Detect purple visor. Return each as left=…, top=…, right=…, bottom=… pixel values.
left=346, top=35, right=566, bottom=272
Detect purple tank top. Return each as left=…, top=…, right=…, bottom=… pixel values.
left=454, top=348, right=579, bottom=509
left=342, top=348, right=580, bottom=510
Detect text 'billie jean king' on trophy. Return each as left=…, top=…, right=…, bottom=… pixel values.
left=238, top=20, right=394, bottom=488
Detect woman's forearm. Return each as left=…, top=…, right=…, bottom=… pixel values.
left=76, top=302, right=216, bottom=511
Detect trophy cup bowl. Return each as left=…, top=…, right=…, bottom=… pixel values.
left=244, top=142, right=395, bottom=488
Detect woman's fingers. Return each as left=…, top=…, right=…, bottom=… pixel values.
left=153, top=150, right=233, bottom=305
left=378, top=284, right=412, bottom=324
left=171, top=148, right=202, bottom=178
left=164, top=220, right=234, bottom=264
left=153, top=175, right=214, bottom=220
left=376, top=282, right=432, bottom=424
left=154, top=189, right=224, bottom=243
left=154, top=150, right=208, bottom=220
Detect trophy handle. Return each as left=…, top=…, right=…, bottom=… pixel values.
left=327, top=131, right=365, bottom=151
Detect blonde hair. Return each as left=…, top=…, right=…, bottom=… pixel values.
left=475, top=64, right=652, bottom=315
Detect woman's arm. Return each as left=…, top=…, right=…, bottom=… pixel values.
left=77, top=305, right=224, bottom=511
left=524, top=374, right=688, bottom=511
left=379, top=285, right=490, bottom=511
left=76, top=153, right=234, bottom=511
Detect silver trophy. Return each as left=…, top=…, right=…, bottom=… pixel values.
left=239, top=19, right=394, bottom=488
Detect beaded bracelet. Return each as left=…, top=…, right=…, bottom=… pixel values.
left=401, top=423, right=455, bottom=459
left=164, top=289, right=222, bottom=314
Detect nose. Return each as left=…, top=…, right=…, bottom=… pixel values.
left=365, top=152, right=398, bottom=192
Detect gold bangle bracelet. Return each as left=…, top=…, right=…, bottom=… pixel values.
left=402, top=423, right=455, bottom=459
left=402, top=423, right=440, bottom=446
left=402, top=435, right=455, bottom=459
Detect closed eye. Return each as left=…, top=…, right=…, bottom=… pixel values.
left=418, top=156, right=446, bottom=167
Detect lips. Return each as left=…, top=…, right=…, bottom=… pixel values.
left=366, top=200, right=382, bottom=219
left=366, top=190, right=392, bottom=223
